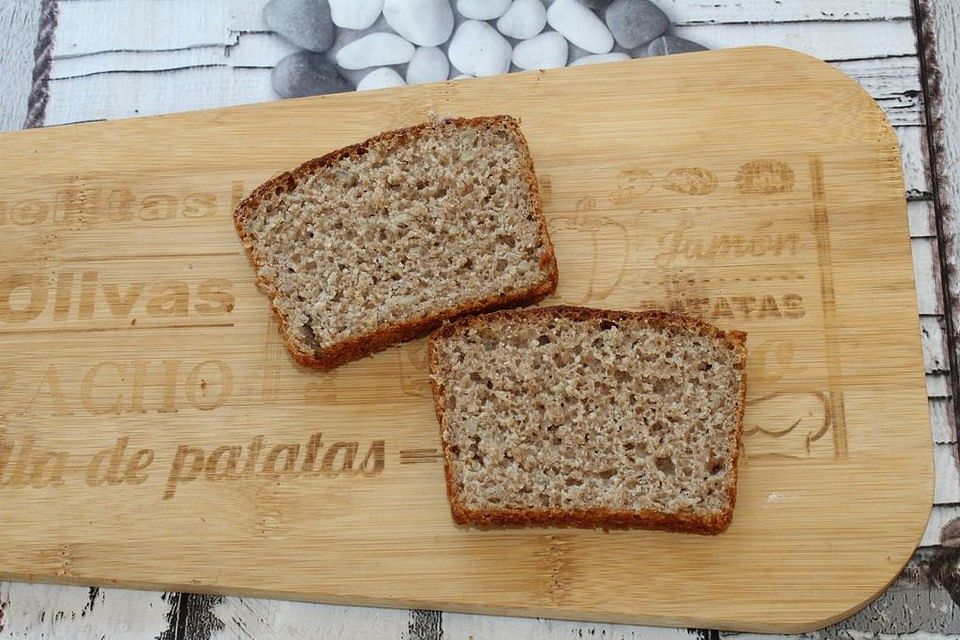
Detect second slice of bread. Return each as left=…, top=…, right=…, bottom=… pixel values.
left=234, top=116, right=558, bottom=370
left=428, top=306, right=747, bottom=534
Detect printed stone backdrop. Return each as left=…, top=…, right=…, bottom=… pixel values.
left=263, top=0, right=706, bottom=97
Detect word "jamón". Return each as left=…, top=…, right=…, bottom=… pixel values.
left=655, top=221, right=801, bottom=267
left=164, top=433, right=385, bottom=498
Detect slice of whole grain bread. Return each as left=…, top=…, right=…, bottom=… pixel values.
left=234, top=115, right=558, bottom=370
left=428, top=305, right=747, bottom=534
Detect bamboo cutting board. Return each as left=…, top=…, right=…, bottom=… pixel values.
left=0, top=47, right=933, bottom=632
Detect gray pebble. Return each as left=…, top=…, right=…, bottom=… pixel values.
left=570, top=40, right=632, bottom=63
left=646, top=35, right=707, bottom=56
left=272, top=51, right=351, bottom=98
left=383, top=0, right=454, bottom=47
left=263, top=0, right=336, bottom=53
left=578, top=0, right=614, bottom=9
left=566, top=41, right=591, bottom=64
left=604, top=0, right=668, bottom=49
left=441, top=9, right=473, bottom=57
left=326, top=15, right=398, bottom=86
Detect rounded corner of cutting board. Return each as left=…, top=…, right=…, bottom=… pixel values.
left=695, top=46, right=901, bottom=147
left=764, top=46, right=901, bottom=146
left=704, top=535, right=931, bottom=634
left=777, top=456, right=934, bottom=634
left=783, top=580, right=914, bottom=635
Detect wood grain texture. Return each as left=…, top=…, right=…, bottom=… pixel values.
left=0, top=48, right=933, bottom=633
left=0, top=0, right=40, bottom=131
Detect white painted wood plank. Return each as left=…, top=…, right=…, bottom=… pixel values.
left=201, top=598, right=409, bottom=640
left=899, top=126, right=933, bottom=200
left=675, top=19, right=916, bottom=61
left=0, top=0, right=40, bottom=131
left=909, top=200, right=937, bottom=238
left=660, top=0, right=912, bottom=25
left=56, top=0, right=248, bottom=56
left=46, top=66, right=277, bottom=125
left=835, top=56, right=922, bottom=126
left=442, top=613, right=700, bottom=640
left=927, top=373, right=951, bottom=399
left=913, top=237, right=944, bottom=316
left=0, top=583, right=174, bottom=639
left=922, top=315, right=949, bottom=374
left=935, top=442, right=960, bottom=505
left=930, top=397, right=956, bottom=445
left=51, top=33, right=296, bottom=79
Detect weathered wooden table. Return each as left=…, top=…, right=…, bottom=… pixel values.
left=0, top=1, right=958, bottom=638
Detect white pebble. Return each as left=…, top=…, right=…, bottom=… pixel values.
left=357, top=67, right=406, bottom=90
left=570, top=52, right=630, bottom=66
left=447, top=20, right=512, bottom=77
left=546, top=0, right=613, bottom=54
left=383, top=0, right=454, bottom=46
left=328, top=0, right=383, bottom=30
left=406, top=46, right=450, bottom=84
left=496, top=0, right=546, bottom=40
left=456, top=0, right=510, bottom=20
left=512, top=31, right=568, bottom=70
left=452, top=74, right=473, bottom=80
left=335, top=32, right=415, bottom=70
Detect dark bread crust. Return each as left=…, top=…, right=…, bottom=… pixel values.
left=233, top=115, right=559, bottom=370
left=427, top=305, right=747, bottom=535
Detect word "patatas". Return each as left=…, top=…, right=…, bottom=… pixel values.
left=164, top=433, right=385, bottom=499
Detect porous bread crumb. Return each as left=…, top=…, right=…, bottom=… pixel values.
left=235, top=116, right=558, bottom=369
left=428, top=306, right=747, bottom=534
